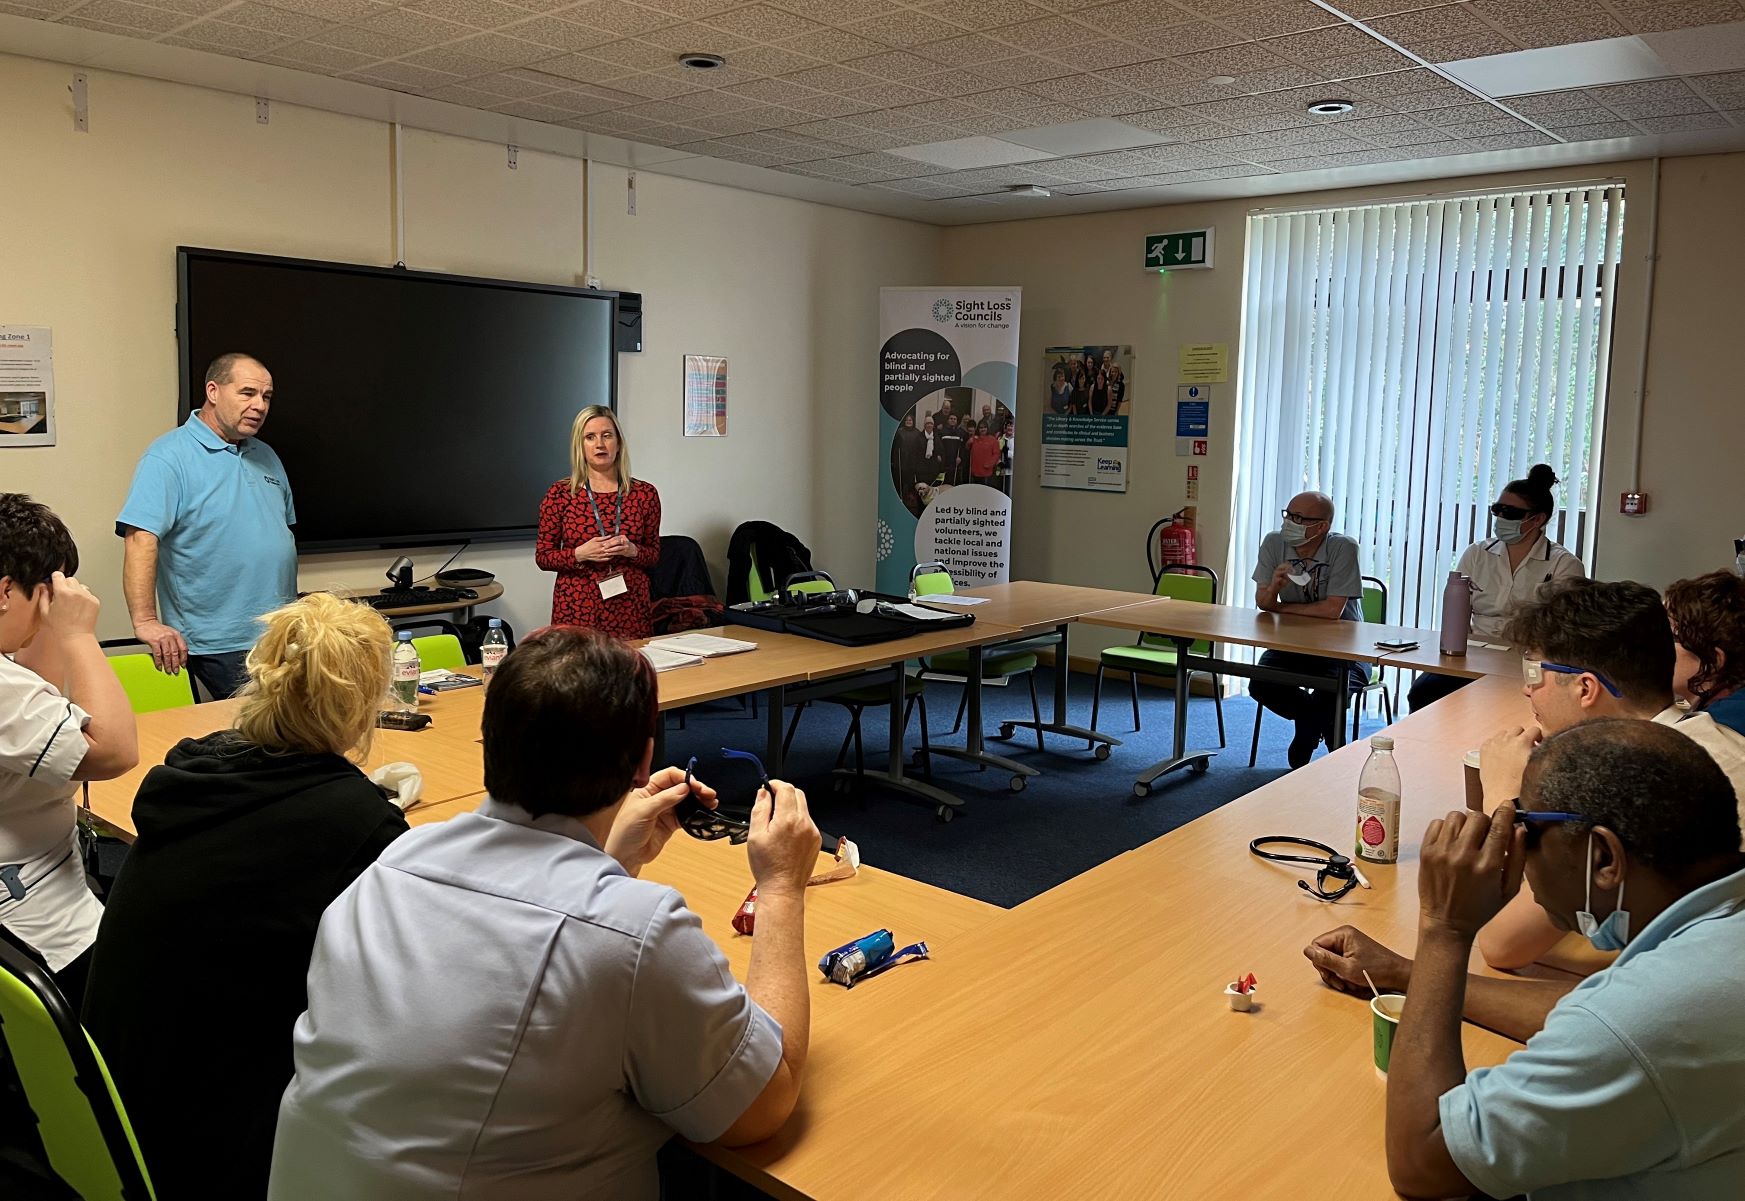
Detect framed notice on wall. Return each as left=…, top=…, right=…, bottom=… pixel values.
left=0, top=326, right=56, bottom=447
left=683, top=354, right=727, bottom=437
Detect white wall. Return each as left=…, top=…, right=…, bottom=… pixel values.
left=0, top=52, right=942, bottom=643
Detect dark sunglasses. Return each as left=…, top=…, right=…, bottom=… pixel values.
left=1489, top=502, right=1534, bottom=520
left=676, top=749, right=768, bottom=844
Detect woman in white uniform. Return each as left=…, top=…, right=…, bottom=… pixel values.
left=0, top=493, right=137, bottom=1007
left=1408, top=464, right=1585, bottom=711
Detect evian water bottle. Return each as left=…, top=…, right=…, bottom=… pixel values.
left=1356, top=735, right=1402, bottom=864
left=481, top=618, right=508, bottom=682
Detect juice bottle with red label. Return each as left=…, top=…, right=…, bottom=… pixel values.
left=1356, top=734, right=1401, bottom=864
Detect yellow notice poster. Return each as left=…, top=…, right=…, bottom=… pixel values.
left=1178, top=342, right=1228, bottom=383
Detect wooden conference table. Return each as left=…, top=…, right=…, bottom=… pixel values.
left=1081, top=599, right=1520, bottom=795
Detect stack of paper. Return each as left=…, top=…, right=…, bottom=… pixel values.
left=648, top=632, right=758, bottom=657
left=883, top=602, right=957, bottom=622
left=640, top=645, right=703, bottom=672
left=915, top=594, right=987, bottom=607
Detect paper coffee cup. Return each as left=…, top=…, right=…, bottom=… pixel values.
left=1372, top=993, right=1406, bottom=1076
left=1463, top=748, right=1483, bottom=811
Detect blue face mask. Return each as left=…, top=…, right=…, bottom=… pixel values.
left=1575, top=832, right=1630, bottom=951
left=1280, top=519, right=1309, bottom=547
left=1492, top=517, right=1525, bottom=544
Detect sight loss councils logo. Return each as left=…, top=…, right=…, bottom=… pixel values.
left=931, top=299, right=953, bottom=324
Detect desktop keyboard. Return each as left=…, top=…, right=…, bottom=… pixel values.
left=359, top=587, right=478, bottom=610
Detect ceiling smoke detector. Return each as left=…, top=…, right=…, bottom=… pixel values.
left=1007, top=184, right=1052, bottom=198
left=678, top=52, right=726, bottom=70
left=1307, top=98, right=1355, bottom=115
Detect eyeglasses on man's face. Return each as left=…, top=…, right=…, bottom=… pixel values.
left=1281, top=509, right=1328, bottom=525
left=1521, top=658, right=1623, bottom=698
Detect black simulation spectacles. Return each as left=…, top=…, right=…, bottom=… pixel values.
left=676, top=749, right=770, bottom=844
left=1489, top=502, right=1533, bottom=520
left=1281, top=509, right=1327, bottom=525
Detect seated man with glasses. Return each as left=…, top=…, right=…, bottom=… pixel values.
left=269, top=626, right=825, bottom=1200
left=1250, top=490, right=1368, bottom=768
left=1312, top=720, right=1745, bottom=1200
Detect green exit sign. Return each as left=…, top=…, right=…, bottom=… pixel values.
left=1145, top=229, right=1214, bottom=272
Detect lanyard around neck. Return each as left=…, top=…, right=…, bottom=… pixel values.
left=583, top=479, right=622, bottom=537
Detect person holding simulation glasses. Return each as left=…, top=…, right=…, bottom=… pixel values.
left=1408, top=463, right=1585, bottom=712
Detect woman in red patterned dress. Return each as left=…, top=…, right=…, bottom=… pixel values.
left=534, top=406, right=661, bottom=638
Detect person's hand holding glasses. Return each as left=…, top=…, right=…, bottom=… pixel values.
left=676, top=749, right=768, bottom=845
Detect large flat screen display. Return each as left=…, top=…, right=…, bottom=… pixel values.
left=177, top=247, right=617, bottom=551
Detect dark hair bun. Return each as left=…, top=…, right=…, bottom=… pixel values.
left=1527, top=463, right=1559, bottom=489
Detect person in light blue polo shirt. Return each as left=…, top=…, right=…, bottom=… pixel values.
left=117, top=353, right=295, bottom=700
left=1360, top=719, right=1745, bottom=1200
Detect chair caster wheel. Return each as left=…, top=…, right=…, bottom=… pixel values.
left=1191, top=759, right=1210, bottom=775
left=1133, top=781, right=1151, bottom=798
left=936, top=805, right=955, bottom=823
left=1093, top=743, right=1111, bottom=761
left=998, top=723, right=1015, bottom=740
left=1009, top=775, right=1025, bottom=793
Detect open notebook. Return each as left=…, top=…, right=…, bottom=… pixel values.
left=646, top=632, right=758, bottom=657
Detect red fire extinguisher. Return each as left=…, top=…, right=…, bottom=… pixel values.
left=1156, top=508, right=1198, bottom=569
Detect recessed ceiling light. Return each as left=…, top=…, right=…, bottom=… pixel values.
left=1208, top=75, right=1237, bottom=85
left=678, top=52, right=726, bottom=70
left=1307, top=98, right=1355, bottom=115
left=1007, top=184, right=1051, bottom=198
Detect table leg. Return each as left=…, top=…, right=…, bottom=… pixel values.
left=766, top=683, right=785, bottom=777
left=991, top=622, right=1121, bottom=759
left=1330, top=675, right=1350, bottom=751
left=654, top=712, right=668, bottom=767
left=831, top=664, right=968, bottom=820
left=1129, top=636, right=1217, bottom=797
left=919, top=642, right=1041, bottom=792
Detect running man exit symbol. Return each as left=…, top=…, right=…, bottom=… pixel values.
left=1144, top=229, right=1214, bottom=272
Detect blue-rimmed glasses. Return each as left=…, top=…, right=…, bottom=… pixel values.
left=1522, top=658, right=1622, bottom=698
left=676, top=749, right=769, bottom=844
left=1514, top=808, right=1586, bottom=847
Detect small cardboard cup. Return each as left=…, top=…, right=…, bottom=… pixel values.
left=1225, top=982, right=1256, bottom=1012
left=1372, top=993, right=1406, bottom=1076
left=1463, top=748, right=1484, bottom=811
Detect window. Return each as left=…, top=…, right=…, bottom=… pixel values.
left=1228, top=184, right=1626, bottom=630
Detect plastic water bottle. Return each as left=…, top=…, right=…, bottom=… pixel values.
left=481, top=619, right=508, bottom=682
left=391, top=630, right=420, bottom=711
left=1439, top=571, right=1473, bottom=656
left=1356, top=735, right=1402, bottom=864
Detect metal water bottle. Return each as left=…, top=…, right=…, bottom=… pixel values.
left=1439, top=572, right=1473, bottom=656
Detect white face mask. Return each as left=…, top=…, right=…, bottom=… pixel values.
left=1280, top=519, right=1309, bottom=547
left=1493, top=517, right=1525, bottom=544
left=1574, top=832, right=1631, bottom=951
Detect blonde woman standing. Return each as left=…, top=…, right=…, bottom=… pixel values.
left=81, top=592, right=409, bottom=1200
left=535, top=405, right=662, bottom=638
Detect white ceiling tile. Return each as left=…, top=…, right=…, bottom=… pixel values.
left=1555, top=119, right=1643, bottom=138
left=841, top=94, right=945, bottom=123
left=1440, top=36, right=1668, bottom=94
left=1217, top=0, right=1340, bottom=38
left=259, top=42, right=377, bottom=69
left=254, top=0, right=382, bottom=19
left=357, top=7, right=468, bottom=41
left=1309, top=48, right=1420, bottom=79
left=1365, top=3, right=1493, bottom=46
left=844, top=10, right=964, bottom=47
left=504, top=15, right=617, bottom=50
left=965, top=53, right=1077, bottom=82
left=1021, top=71, right=1128, bottom=99
left=919, top=0, right=1053, bottom=32
left=1510, top=13, right=1630, bottom=50
left=605, top=70, right=708, bottom=96
left=852, top=48, right=958, bottom=79
left=1001, top=115, right=1172, bottom=151
left=1412, top=31, right=1522, bottom=61
left=890, top=133, right=1057, bottom=166
left=61, top=0, right=193, bottom=31
left=904, top=69, right=1005, bottom=95
left=223, top=2, right=332, bottom=37
left=561, top=1, right=678, bottom=36
left=399, top=45, right=502, bottom=75
left=911, top=32, right=1018, bottom=66
left=1633, top=109, right=1733, bottom=129
left=635, top=21, right=749, bottom=51
left=1076, top=0, right=1192, bottom=35
left=766, top=0, right=902, bottom=19
left=1131, top=20, right=1245, bottom=54
left=1072, top=38, right=1165, bottom=68
left=399, top=0, right=524, bottom=29
left=718, top=76, right=821, bottom=104
left=1505, top=87, right=1599, bottom=113
left=1641, top=18, right=1745, bottom=72
left=1455, top=129, right=1558, bottom=148
left=780, top=62, right=882, bottom=91
left=347, top=61, right=462, bottom=89
left=775, top=26, right=889, bottom=61
left=1069, top=89, right=1167, bottom=113
left=635, top=0, right=740, bottom=16
left=989, top=13, right=1106, bottom=49
left=310, top=25, right=416, bottom=56
left=1263, top=24, right=1382, bottom=62
left=165, top=24, right=292, bottom=51
left=455, top=32, right=555, bottom=64
left=719, top=44, right=826, bottom=76
left=1621, top=1, right=1745, bottom=34
left=698, top=3, right=815, bottom=40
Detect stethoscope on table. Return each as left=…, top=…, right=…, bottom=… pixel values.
left=1248, top=836, right=1372, bottom=902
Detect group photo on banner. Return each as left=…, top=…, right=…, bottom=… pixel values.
left=875, top=288, right=1022, bottom=594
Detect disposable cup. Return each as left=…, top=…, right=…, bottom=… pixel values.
left=1463, top=749, right=1484, bottom=811
left=1372, top=993, right=1406, bottom=1077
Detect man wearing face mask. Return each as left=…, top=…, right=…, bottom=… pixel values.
left=1408, top=463, right=1585, bottom=711
left=1313, top=721, right=1745, bottom=1201
left=1249, top=490, right=1367, bottom=768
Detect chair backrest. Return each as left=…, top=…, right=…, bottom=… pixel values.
left=1144, top=564, right=1219, bottom=654
left=746, top=546, right=773, bottom=604
left=1360, top=575, right=1388, bottom=625
left=410, top=634, right=466, bottom=672
left=910, top=561, right=954, bottom=597
left=0, top=937, right=156, bottom=1201
left=102, top=651, right=198, bottom=714
left=784, top=569, right=836, bottom=598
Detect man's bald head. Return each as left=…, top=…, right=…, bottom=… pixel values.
left=1287, top=491, right=1334, bottom=522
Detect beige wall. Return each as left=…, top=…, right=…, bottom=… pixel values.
left=940, top=155, right=1744, bottom=656
left=0, top=52, right=941, bottom=642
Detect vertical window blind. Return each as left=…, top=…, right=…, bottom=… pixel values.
left=1228, top=184, right=1626, bottom=633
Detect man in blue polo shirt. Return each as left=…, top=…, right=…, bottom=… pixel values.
left=117, top=353, right=296, bottom=700
left=1359, top=719, right=1745, bottom=1200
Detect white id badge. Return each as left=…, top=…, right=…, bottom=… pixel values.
left=599, top=572, right=629, bottom=600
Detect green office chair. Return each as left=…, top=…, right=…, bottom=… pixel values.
left=910, top=564, right=1046, bottom=753
left=100, top=648, right=199, bottom=714
left=389, top=621, right=470, bottom=671
left=1246, top=575, right=1393, bottom=766
left=1089, top=562, right=1226, bottom=746
left=0, top=935, right=157, bottom=1200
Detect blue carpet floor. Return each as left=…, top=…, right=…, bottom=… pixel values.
left=663, top=668, right=1395, bottom=909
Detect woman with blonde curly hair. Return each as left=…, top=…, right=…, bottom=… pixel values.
left=82, top=592, right=409, bottom=1200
